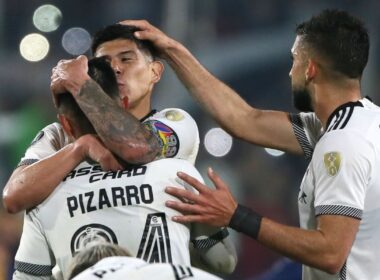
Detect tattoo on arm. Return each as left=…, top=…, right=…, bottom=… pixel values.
left=75, top=79, right=161, bottom=163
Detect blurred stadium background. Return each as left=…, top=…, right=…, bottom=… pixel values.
left=0, top=0, right=379, bottom=279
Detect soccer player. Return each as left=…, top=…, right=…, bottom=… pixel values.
left=12, top=57, right=236, bottom=280
left=3, top=24, right=199, bottom=214
left=121, top=10, right=380, bottom=279
left=68, top=243, right=223, bottom=280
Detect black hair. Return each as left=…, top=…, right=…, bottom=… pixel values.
left=56, top=57, right=118, bottom=134
left=296, top=9, right=369, bottom=79
left=91, top=24, right=157, bottom=59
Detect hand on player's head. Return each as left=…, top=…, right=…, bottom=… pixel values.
left=50, top=55, right=91, bottom=107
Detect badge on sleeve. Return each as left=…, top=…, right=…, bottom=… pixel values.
left=165, top=110, right=184, bottom=121
left=143, top=120, right=179, bottom=158
left=323, top=152, right=341, bottom=176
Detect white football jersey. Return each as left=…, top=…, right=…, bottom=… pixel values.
left=72, top=256, right=223, bottom=280
left=19, top=108, right=199, bottom=166
left=14, top=159, right=226, bottom=279
left=291, top=98, right=380, bottom=280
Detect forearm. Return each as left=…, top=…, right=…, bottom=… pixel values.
left=229, top=205, right=344, bottom=274
left=75, top=80, right=160, bottom=164
left=3, top=143, right=83, bottom=213
left=163, top=42, right=253, bottom=137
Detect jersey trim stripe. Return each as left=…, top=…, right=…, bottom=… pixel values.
left=340, top=262, right=347, bottom=280
left=16, top=158, right=38, bottom=168
left=171, top=264, right=193, bottom=280
left=326, top=101, right=363, bottom=132
left=14, top=261, right=53, bottom=276
left=289, top=114, right=313, bottom=159
left=191, top=228, right=229, bottom=249
left=315, top=205, right=362, bottom=219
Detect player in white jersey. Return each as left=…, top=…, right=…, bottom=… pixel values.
left=3, top=24, right=199, bottom=214
left=12, top=56, right=236, bottom=280
left=66, top=243, right=223, bottom=280
left=72, top=257, right=223, bottom=280
left=13, top=158, right=236, bottom=279
left=121, top=10, right=379, bottom=279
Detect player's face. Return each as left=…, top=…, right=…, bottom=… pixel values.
left=289, top=36, right=313, bottom=112
left=95, top=39, right=161, bottom=116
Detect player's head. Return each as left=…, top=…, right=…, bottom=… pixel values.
left=67, top=242, right=131, bottom=279
left=91, top=24, right=164, bottom=118
left=289, top=9, right=369, bottom=112
left=57, top=57, right=119, bottom=138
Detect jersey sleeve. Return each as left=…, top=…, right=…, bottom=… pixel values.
left=143, top=108, right=200, bottom=164
left=18, top=123, right=69, bottom=167
left=289, top=112, right=323, bottom=159
left=312, top=130, right=374, bottom=219
left=14, top=211, right=55, bottom=277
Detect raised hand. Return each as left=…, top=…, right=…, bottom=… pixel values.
left=165, top=168, right=238, bottom=227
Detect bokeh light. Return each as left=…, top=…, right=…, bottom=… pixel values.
left=33, top=4, right=62, bottom=32
left=62, top=27, right=91, bottom=55
left=19, top=33, right=50, bottom=62
left=264, top=148, right=285, bottom=157
left=204, top=128, right=233, bottom=157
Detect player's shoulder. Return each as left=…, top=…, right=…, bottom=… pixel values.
left=146, top=158, right=198, bottom=176
left=148, top=108, right=196, bottom=123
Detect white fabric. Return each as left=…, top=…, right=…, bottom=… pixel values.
left=20, top=108, right=199, bottom=165
left=295, top=98, right=380, bottom=280
left=72, top=256, right=222, bottom=280
left=14, top=159, right=224, bottom=279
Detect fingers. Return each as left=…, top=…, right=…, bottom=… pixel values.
left=207, top=167, right=228, bottom=191
left=165, top=186, right=200, bottom=203
left=176, top=172, right=210, bottom=194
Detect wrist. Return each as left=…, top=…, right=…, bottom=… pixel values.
left=72, top=137, right=88, bottom=161
left=228, top=204, right=262, bottom=240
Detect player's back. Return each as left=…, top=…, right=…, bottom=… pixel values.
left=33, top=158, right=199, bottom=278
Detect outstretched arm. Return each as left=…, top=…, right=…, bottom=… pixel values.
left=165, top=168, right=359, bottom=274
left=119, top=20, right=302, bottom=155
left=51, top=56, right=161, bottom=164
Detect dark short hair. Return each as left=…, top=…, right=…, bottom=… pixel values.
left=56, top=57, right=118, bottom=134
left=296, top=9, right=369, bottom=79
left=67, top=243, right=130, bottom=279
left=91, top=24, right=157, bottom=59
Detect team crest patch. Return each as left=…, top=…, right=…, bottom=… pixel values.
left=71, top=224, right=118, bottom=256
left=165, top=110, right=184, bottom=121
left=323, top=152, right=341, bottom=176
left=144, top=120, right=179, bottom=158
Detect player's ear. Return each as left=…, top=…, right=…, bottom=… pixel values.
left=305, top=59, right=317, bottom=82
left=58, top=114, right=74, bottom=137
left=150, top=60, right=164, bottom=84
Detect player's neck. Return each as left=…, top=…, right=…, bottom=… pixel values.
left=313, top=80, right=362, bottom=129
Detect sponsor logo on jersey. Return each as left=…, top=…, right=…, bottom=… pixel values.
left=144, top=120, right=179, bottom=158
left=323, top=151, right=341, bottom=176
left=63, top=165, right=147, bottom=183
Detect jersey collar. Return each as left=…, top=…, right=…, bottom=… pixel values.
left=326, top=100, right=363, bottom=130
left=140, top=109, right=157, bottom=122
